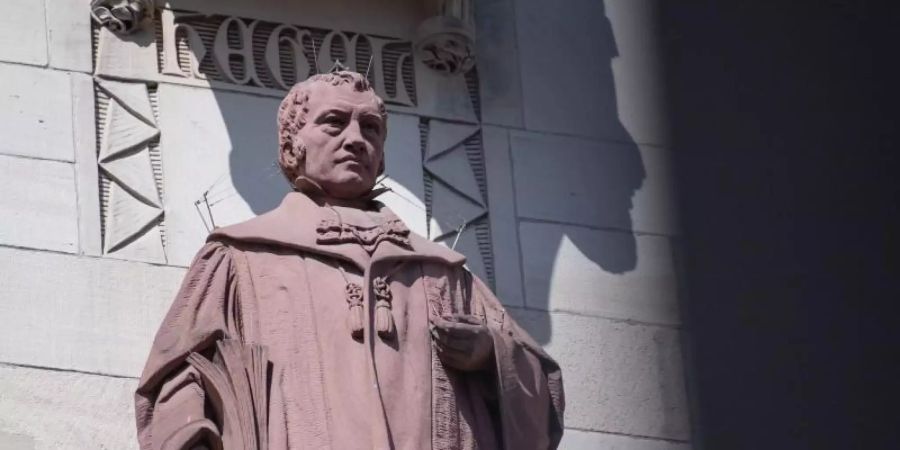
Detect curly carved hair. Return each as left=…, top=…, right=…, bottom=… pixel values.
left=277, top=71, right=388, bottom=186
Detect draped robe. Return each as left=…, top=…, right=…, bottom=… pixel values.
left=135, top=192, right=564, bottom=450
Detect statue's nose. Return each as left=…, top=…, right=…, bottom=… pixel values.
left=343, top=120, right=366, bottom=153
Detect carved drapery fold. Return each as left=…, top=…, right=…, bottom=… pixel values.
left=90, top=0, right=154, bottom=35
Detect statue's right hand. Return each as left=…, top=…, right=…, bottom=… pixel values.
left=430, top=314, right=494, bottom=371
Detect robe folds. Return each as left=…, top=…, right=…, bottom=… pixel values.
left=135, top=192, right=564, bottom=450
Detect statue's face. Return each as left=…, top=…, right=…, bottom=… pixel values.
left=296, top=83, right=386, bottom=199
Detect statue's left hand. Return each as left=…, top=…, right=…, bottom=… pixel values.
left=430, top=314, right=494, bottom=371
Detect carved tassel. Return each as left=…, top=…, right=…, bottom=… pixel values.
left=345, top=282, right=364, bottom=340
left=372, top=277, right=395, bottom=339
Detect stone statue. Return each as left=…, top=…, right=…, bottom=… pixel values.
left=134, top=70, right=564, bottom=450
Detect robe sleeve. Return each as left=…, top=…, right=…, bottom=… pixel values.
left=135, top=241, right=240, bottom=450
left=469, top=273, right=566, bottom=450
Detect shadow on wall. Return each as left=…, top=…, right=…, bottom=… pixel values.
left=513, top=2, right=645, bottom=344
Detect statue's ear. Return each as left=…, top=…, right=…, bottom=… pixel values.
left=278, top=136, right=306, bottom=181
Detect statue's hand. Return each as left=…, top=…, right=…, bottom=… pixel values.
left=430, top=314, right=494, bottom=371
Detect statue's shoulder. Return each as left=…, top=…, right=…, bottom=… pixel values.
left=403, top=231, right=467, bottom=266
left=206, top=195, right=319, bottom=251
left=207, top=212, right=279, bottom=243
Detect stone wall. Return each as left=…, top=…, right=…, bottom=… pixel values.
left=0, top=0, right=690, bottom=448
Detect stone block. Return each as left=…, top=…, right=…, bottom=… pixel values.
left=0, top=64, right=75, bottom=162
left=515, top=0, right=667, bottom=145
left=0, top=365, right=139, bottom=450
left=0, top=155, right=78, bottom=253
left=0, top=247, right=185, bottom=377
left=515, top=0, right=622, bottom=141
left=511, top=131, right=677, bottom=236
left=519, top=221, right=680, bottom=325
left=47, top=0, right=92, bottom=72
left=560, top=428, right=691, bottom=450
left=511, top=309, right=691, bottom=441
left=482, top=126, right=525, bottom=306
left=0, top=1, right=48, bottom=66
left=474, top=0, right=523, bottom=127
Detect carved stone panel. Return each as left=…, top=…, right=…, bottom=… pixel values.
left=421, top=118, right=494, bottom=285
left=95, top=79, right=166, bottom=263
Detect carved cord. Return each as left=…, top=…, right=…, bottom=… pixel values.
left=335, top=261, right=407, bottom=342
left=344, top=281, right=365, bottom=340
left=372, top=276, right=395, bottom=339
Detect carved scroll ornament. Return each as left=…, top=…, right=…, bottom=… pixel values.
left=91, top=0, right=154, bottom=34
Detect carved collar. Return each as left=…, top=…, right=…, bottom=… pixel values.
left=208, top=192, right=466, bottom=271
left=316, top=216, right=411, bottom=254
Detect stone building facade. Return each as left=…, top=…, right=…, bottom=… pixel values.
left=0, top=0, right=689, bottom=448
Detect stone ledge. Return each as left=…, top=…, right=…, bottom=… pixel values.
left=561, top=428, right=691, bottom=450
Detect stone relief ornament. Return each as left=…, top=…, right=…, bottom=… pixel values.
left=415, top=15, right=476, bottom=75
left=158, top=9, right=417, bottom=106
left=415, top=0, right=476, bottom=74
left=90, top=0, right=154, bottom=34
left=421, top=119, right=494, bottom=283
left=95, top=79, right=166, bottom=263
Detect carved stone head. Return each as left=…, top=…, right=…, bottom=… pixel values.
left=277, top=71, right=388, bottom=200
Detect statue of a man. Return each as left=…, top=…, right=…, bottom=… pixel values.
left=135, top=71, right=564, bottom=450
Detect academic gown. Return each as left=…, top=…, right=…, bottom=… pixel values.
left=134, top=192, right=564, bottom=450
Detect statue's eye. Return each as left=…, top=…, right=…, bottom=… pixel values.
left=324, top=115, right=346, bottom=129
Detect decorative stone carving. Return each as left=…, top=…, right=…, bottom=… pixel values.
left=429, top=178, right=486, bottom=239
left=426, top=147, right=484, bottom=208
left=95, top=80, right=165, bottom=262
left=415, top=15, right=476, bottom=75
left=157, top=9, right=417, bottom=106
left=420, top=119, right=494, bottom=283
left=424, top=120, right=480, bottom=160
left=90, top=0, right=154, bottom=35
